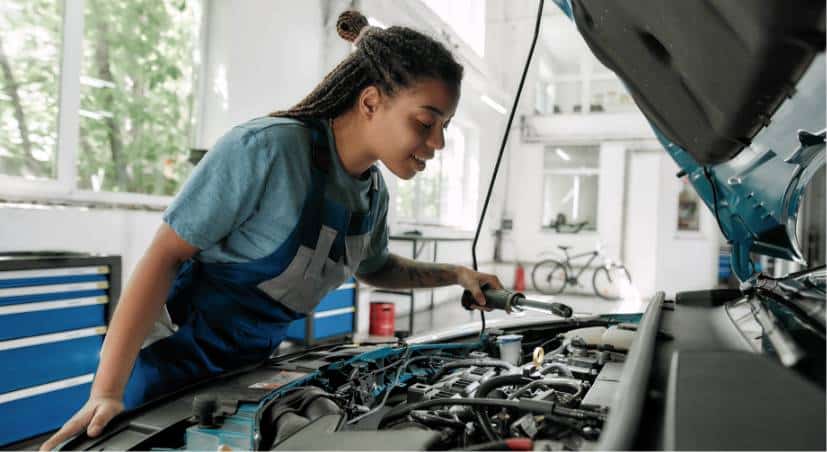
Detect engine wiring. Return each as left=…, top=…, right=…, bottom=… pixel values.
left=346, top=352, right=439, bottom=424
left=249, top=322, right=626, bottom=450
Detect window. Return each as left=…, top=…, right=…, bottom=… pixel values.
left=542, top=146, right=599, bottom=231
left=421, top=0, right=486, bottom=57
left=589, top=76, right=635, bottom=113
left=535, top=13, right=635, bottom=115
left=77, top=0, right=203, bottom=195
left=0, top=0, right=63, bottom=180
left=1, top=0, right=204, bottom=203
left=396, top=125, right=478, bottom=229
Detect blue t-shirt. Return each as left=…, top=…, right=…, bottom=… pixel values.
left=163, top=116, right=390, bottom=275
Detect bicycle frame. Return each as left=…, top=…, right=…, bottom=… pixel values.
left=560, top=250, right=601, bottom=282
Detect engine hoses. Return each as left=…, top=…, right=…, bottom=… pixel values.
left=430, top=359, right=519, bottom=382
left=379, top=397, right=555, bottom=429
left=473, top=375, right=534, bottom=439
left=540, top=363, right=574, bottom=378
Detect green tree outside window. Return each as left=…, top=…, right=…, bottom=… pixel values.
left=78, top=0, right=202, bottom=195
left=0, top=0, right=203, bottom=197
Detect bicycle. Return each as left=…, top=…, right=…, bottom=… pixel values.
left=531, top=245, right=631, bottom=300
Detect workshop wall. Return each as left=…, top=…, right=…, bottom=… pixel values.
left=0, top=205, right=161, bottom=281
left=622, top=151, right=661, bottom=298
left=652, top=156, right=720, bottom=296
left=198, top=0, right=329, bottom=147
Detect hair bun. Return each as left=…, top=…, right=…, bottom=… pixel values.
left=337, top=10, right=369, bottom=43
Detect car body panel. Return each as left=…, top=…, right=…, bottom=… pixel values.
left=553, top=0, right=826, bottom=281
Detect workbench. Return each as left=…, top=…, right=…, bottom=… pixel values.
left=372, top=234, right=472, bottom=335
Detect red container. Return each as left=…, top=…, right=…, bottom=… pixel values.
left=369, top=302, right=395, bottom=336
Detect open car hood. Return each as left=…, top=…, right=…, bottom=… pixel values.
left=554, top=0, right=826, bottom=281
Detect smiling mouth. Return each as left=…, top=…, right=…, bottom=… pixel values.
left=411, top=154, right=427, bottom=170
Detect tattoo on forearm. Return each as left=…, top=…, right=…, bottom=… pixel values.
left=359, top=254, right=457, bottom=289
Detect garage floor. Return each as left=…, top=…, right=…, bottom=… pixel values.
left=396, top=291, right=647, bottom=336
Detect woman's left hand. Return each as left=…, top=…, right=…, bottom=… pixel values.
left=455, top=266, right=504, bottom=312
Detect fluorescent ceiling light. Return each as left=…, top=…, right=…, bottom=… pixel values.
left=480, top=95, right=507, bottom=115
left=555, top=148, right=571, bottom=161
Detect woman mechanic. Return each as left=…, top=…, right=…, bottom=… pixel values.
left=42, top=10, right=502, bottom=449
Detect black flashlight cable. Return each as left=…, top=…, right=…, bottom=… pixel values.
left=471, top=0, right=546, bottom=338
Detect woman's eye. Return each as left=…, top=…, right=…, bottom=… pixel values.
left=419, top=121, right=434, bottom=130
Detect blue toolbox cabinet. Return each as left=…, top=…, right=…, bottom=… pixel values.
left=0, top=253, right=121, bottom=447
left=286, top=277, right=357, bottom=345
left=0, top=376, right=93, bottom=447
left=0, top=329, right=106, bottom=394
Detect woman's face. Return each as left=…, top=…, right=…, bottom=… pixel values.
left=364, top=78, right=460, bottom=180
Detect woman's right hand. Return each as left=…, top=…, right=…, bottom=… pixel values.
left=39, top=395, right=124, bottom=451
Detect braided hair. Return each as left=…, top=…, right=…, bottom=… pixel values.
left=269, top=10, right=463, bottom=120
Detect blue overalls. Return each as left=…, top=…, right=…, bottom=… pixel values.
left=122, top=119, right=380, bottom=409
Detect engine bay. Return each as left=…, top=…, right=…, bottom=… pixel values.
left=54, top=286, right=825, bottom=451
left=178, top=320, right=636, bottom=451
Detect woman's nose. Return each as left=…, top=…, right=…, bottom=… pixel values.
left=427, top=127, right=445, bottom=151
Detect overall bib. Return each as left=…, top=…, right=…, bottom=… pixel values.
left=122, top=120, right=380, bottom=409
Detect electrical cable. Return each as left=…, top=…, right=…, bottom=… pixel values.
left=346, top=352, right=435, bottom=425
left=470, top=0, right=545, bottom=339
left=369, top=349, right=433, bottom=375
left=702, top=166, right=727, bottom=239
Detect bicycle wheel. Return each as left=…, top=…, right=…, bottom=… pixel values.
left=532, top=260, right=568, bottom=295
left=592, top=265, right=631, bottom=300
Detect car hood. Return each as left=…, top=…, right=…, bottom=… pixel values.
left=553, top=0, right=826, bottom=282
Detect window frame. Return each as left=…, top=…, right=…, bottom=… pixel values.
left=0, top=0, right=208, bottom=209
left=541, top=145, right=601, bottom=231
left=394, top=119, right=479, bottom=230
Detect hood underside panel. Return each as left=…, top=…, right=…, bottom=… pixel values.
left=569, top=0, right=825, bottom=165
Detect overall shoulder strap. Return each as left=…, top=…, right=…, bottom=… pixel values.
left=292, top=117, right=331, bottom=173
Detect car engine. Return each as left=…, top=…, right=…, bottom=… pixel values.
left=237, top=322, right=634, bottom=451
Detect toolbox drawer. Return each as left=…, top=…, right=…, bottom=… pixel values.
left=0, top=327, right=106, bottom=394
left=285, top=279, right=357, bottom=344
left=0, top=266, right=108, bottom=288
left=315, top=283, right=356, bottom=311
left=312, top=311, right=354, bottom=339
left=0, top=280, right=109, bottom=307
left=0, top=297, right=108, bottom=341
left=0, top=374, right=92, bottom=446
left=286, top=309, right=354, bottom=341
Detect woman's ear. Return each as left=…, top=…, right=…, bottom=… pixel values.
left=358, top=86, right=382, bottom=118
